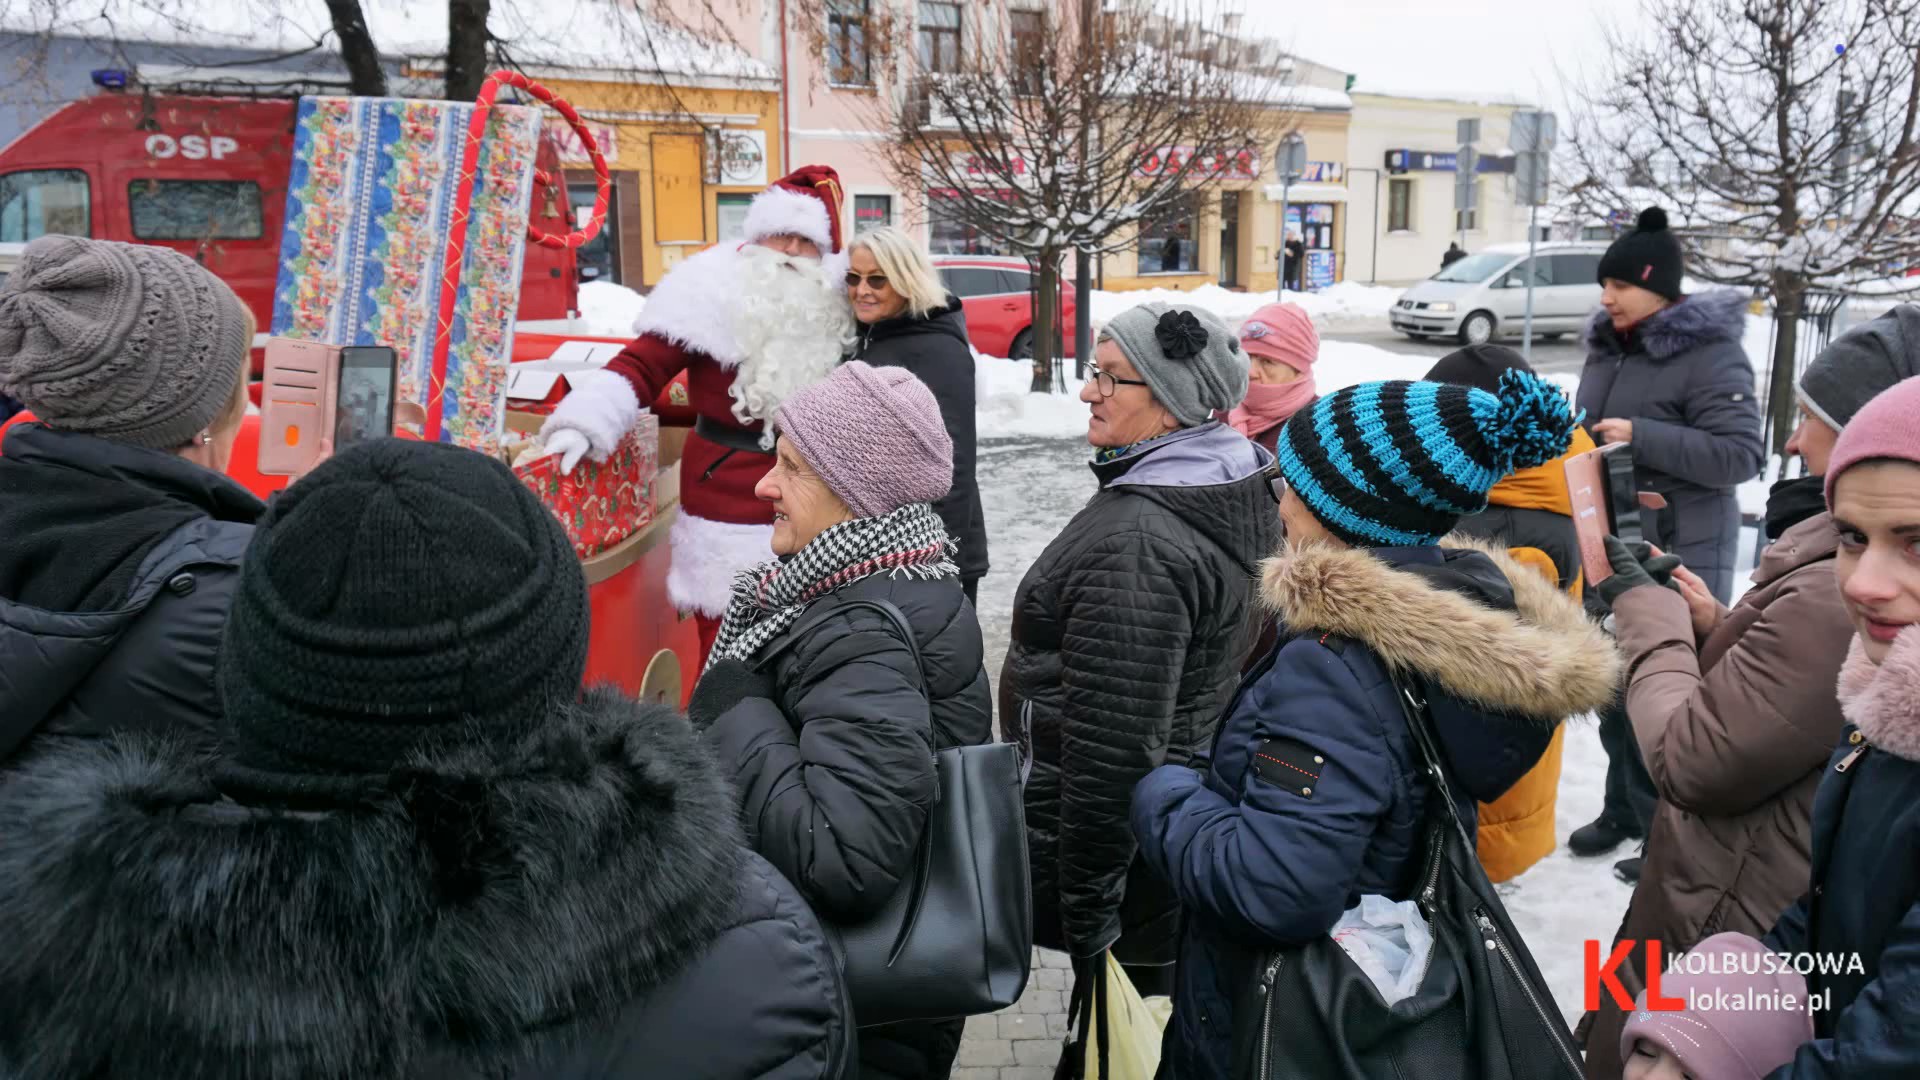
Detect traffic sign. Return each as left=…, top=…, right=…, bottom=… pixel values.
left=1276, top=132, right=1308, bottom=181
left=1457, top=118, right=1482, bottom=146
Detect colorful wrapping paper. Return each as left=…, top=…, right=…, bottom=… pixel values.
left=271, top=96, right=541, bottom=456
left=513, top=413, right=660, bottom=559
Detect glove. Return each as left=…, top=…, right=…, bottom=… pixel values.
left=544, top=428, right=592, bottom=475
left=686, top=658, right=777, bottom=731
left=1595, top=535, right=1684, bottom=610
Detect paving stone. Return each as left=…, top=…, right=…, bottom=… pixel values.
left=998, top=1013, right=1052, bottom=1041
left=956, top=1038, right=1014, bottom=1067
left=1034, top=967, right=1069, bottom=991
left=1014, top=1039, right=1064, bottom=1067
left=1015, top=988, right=1066, bottom=1014
left=952, top=1068, right=1002, bottom=1080
left=963, top=1013, right=1000, bottom=1041
left=1002, top=1068, right=1057, bottom=1080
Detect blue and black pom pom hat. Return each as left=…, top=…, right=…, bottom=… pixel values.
left=1275, top=368, right=1581, bottom=547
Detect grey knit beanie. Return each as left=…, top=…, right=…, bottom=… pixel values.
left=1798, top=304, right=1920, bottom=432
left=1101, top=302, right=1247, bottom=427
left=0, top=235, right=251, bottom=449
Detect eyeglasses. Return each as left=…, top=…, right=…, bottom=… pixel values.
left=845, top=271, right=890, bottom=290
left=1088, top=367, right=1152, bottom=398
left=1269, top=470, right=1289, bottom=505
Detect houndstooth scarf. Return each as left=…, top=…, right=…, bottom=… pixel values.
left=705, top=502, right=957, bottom=672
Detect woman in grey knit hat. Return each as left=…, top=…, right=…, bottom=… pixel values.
left=1002, top=301, right=1281, bottom=1019
left=0, top=234, right=261, bottom=763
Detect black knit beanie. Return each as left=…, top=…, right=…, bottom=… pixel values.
left=215, top=439, right=590, bottom=807
left=1597, top=207, right=1684, bottom=301
left=1425, top=343, right=1535, bottom=395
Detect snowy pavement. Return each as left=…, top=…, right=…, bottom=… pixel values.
left=971, top=434, right=1635, bottom=1037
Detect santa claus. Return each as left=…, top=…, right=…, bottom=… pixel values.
left=541, top=165, right=854, bottom=659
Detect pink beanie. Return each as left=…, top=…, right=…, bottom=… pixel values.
left=1239, top=302, right=1319, bottom=374
left=773, top=361, right=954, bottom=519
left=1619, top=933, right=1814, bottom=1080
left=1826, top=375, right=1920, bottom=507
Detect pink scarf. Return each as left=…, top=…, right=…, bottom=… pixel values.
left=1228, top=378, right=1317, bottom=440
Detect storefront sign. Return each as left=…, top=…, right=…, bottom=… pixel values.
left=1133, top=145, right=1261, bottom=180
left=949, top=152, right=1030, bottom=182
left=715, top=131, right=768, bottom=187
left=1300, top=161, right=1343, bottom=183
left=1384, top=148, right=1515, bottom=174
left=1306, top=250, right=1336, bottom=291
left=544, top=118, right=619, bottom=166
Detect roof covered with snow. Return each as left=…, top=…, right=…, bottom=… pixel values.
left=0, top=0, right=776, bottom=84
left=1351, top=86, right=1540, bottom=110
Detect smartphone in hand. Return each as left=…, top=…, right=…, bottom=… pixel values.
left=334, top=346, right=399, bottom=450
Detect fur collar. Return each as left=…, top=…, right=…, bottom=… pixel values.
left=631, top=244, right=750, bottom=367
left=0, top=691, right=745, bottom=1078
left=1259, top=536, right=1621, bottom=721
left=1584, top=288, right=1749, bottom=361
left=1838, top=628, right=1920, bottom=763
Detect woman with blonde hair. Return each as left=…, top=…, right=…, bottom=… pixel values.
left=0, top=235, right=262, bottom=759
left=844, top=225, right=987, bottom=602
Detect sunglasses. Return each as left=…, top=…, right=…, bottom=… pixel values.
left=845, top=272, right=890, bottom=290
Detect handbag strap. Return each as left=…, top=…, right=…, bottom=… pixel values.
left=1386, top=672, right=1480, bottom=860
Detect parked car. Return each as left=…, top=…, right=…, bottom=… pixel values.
left=931, top=254, right=1077, bottom=359
left=0, top=241, right=23, bottom=287
left=1390, top=242, right=1607, bottom=345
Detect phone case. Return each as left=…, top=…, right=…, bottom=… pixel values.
left=258, top=337, right=340, bottom=476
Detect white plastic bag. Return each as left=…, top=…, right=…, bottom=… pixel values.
left=1327, top=894, right=1435, bottom=1006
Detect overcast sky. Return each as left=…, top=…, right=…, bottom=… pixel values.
left=1243, top=0, right=1616, bottom=114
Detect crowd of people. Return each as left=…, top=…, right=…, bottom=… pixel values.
left=0, top=166, right=1916, bottom=1080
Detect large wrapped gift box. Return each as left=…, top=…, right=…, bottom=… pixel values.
left=512, top=413, right=660, bottom=559
left=270, top=95, right=542, bottom=456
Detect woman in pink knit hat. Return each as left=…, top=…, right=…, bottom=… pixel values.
left=1620, top=932, right=1814, bottom=1080
left=1224, top=301, right=1319, bottom=452
left=684, top=359, right=994, bottom=1079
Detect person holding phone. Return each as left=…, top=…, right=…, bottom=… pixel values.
left=0, top=235, right=262, bottom=761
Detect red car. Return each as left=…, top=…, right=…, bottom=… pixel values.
left=931, top=254, right=1077, bottom=360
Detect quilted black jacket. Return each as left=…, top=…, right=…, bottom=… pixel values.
left=1002, top=423, right=1279, bottom=963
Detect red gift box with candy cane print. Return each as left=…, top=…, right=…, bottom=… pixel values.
left=513, top=413, right=658, bottom=559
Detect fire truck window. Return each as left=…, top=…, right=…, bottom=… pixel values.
left=128, top=180, right=263, bottom=241
left=0, top=170, right=90, bottom=242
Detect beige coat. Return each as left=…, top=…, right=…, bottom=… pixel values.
left=1580, top=511, right=1853, bottom=1079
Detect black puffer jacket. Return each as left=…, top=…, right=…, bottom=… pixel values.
left=704, top=570, right=993, bottom=1078
left=1577, top=290, right=1764, bottom=602
left=852, top=296, right=985, bottom=583
left=1004, top=422, right=1279, bottom=964
left=0, top=423, right=262, bottom=762
left=0, top=691, right=854, bottom=1079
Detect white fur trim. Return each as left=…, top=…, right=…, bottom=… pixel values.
left=540, top=368, right=640, bottom=459
left=667, top=512, right=775, bottom=618
left=631, top=245, right=748, bottom=369
left=743, top=185, right=835, bottom=254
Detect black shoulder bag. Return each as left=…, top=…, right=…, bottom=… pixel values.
left=762, top=597, right=1033, bottom=1027
left=1228, top=674, right=1585, bottom=1080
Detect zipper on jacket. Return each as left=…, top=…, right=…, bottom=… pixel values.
left=1476, top=909, right=1583, bottom=1076
left=1835, top=744, right=1867, bottom=772
left=1256, top=953, right=1284, bottom=1078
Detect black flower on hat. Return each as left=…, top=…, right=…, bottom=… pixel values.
left=1155, top=309, right=1209, bottom=360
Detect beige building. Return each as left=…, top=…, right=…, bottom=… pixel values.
left=1345, top=91, right=1546, bottom=286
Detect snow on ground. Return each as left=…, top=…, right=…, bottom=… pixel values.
left=577, top=281, right=647, bottom=337
left=1088, top=282, right=1403, bottom=332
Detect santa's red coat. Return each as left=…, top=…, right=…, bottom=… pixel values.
left=608, top=335, right=773, bottom=529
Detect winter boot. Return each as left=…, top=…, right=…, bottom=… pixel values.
left=1569, top=813, right=1641, bottom=857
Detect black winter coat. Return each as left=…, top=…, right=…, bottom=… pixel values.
left=704, top=570, right=993, bottom=1078
left=852, top=296, right=987, bottom=583
left=1577, top=290, right=1764, bottom=603
left=0, top=423, right=262, bottom=762
left=0, top=691, right=854, bottom=1080
left=1132, top=539, right=1618, bottom=1079
left=1004, top=422, right=1279, bottom=964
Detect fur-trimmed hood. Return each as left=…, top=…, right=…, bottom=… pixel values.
left=1585, top=288, right=1749, bottom=361
left=0, top=691, right=747, bottom=1079
left=1259, top=536, right=1620, bottom=721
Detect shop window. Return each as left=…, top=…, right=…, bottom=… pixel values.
left=717, top=193, right=752, bottom=242
left=1581, top=224, right=1615, bottom=242
left=0, top=169, right=89, bottom=242
left=1387, top=178, right=1413, bottom=232
left=570, top=181, right=619, bottom=284
left=928, top=192, right=1009, bottom=255
left=1010, top=11, right=1045, bottom=95
left=918, top=2, right=961, bottom=74
left=829, top=0, right=872, bottom=86
left=854, top=194, right=893, bottom=235
left=128, top=180, right=263, bottom=241
left=1137, top=195, right=1198, bottom=274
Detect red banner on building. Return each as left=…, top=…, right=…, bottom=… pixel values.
left=1134, top=146, right=1260, bottom=180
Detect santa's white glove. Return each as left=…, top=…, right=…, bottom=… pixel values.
left=539, top=367, right=641, bottom=475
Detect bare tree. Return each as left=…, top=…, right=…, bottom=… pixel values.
left=444, top=0, right=492, bottom=101
left=321, top=0, right=386, bottom=97
left=846, top=0, right=1284, bottom=391
left=1567, top=0, right=1920, bottom=454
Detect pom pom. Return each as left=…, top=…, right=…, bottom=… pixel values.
left=1155, top=309, right=1209, bottom=360
left=1480, top=368, right=1576, bottom=472
left=1636, top=206, right=1669, bottom=233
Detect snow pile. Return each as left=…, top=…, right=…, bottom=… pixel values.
left=578, top=282, right=646, bottom=338
left=1089, top=282, right=1403, bottom=332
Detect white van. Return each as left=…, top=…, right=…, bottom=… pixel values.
left=1390, top=242, right=1607, bottom=345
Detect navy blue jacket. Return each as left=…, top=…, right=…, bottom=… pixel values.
left=1762, top=644, right=1920, bottom=1080
left=1132, top=540, right=1619, bottom=1080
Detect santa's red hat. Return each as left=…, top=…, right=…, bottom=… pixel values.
left=743, top=164, right=845, bottom=254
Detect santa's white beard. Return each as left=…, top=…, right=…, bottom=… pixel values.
left=726, top=245, right=855, bottom=435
